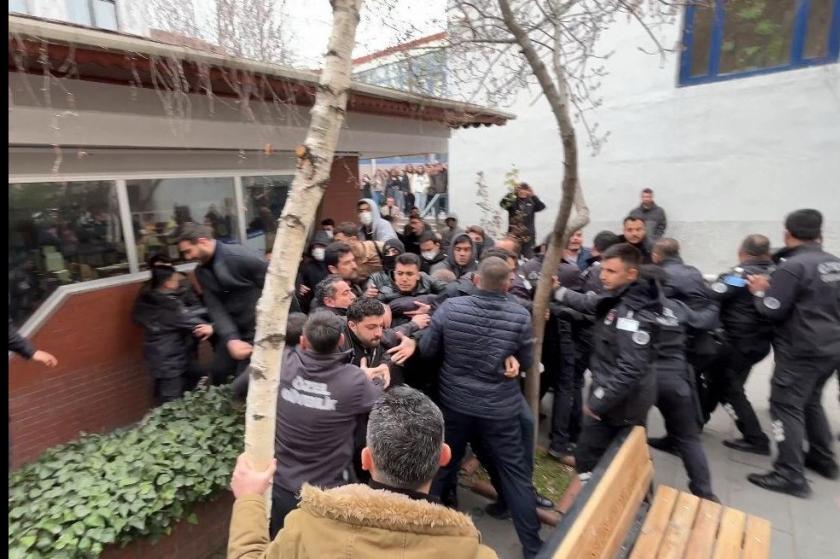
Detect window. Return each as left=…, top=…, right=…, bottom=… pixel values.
left=126, top=177, right=239, bottom=268
left=243, top=175, right=293, bottom=253
left=9, top=0, right=29, bottom=14
left=8, top=181, right=127, bottom=325
left=680, top=0, right=840, bottom=85
left=65, top=0, right=118, bottom=31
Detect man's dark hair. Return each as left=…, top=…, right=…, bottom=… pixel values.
left=477, top=256, right=511, bottom=292
left=336, top=221, right=360, bottom=238
left=785, top=209, right=822, bottom=241
left=395, top=252, right=421, bottom=269
left=465, top=225, right=485, bottom=239
left=623, top=215, right=645, bottom=225
left=286, top=312, right=308, bottom=347
left=321, top=218, right=335, bottom=227
left=592, top=231, right=621, bottom=253
left=313, top=274, right=344, bottom=306
left=176, top=222, right=214, bottom=243
left=324, top=242, right=353, bottom=269
left=653, top=238, right=680, bottom=260
left=148, top=253, right=173, bottom=268
left=303, top=310, right=343, bottom=354
left=601, top=243, right=643, bottom=271
left=642, top=188, right=654, bottom=195
left=481, top=247, right=515, bottom=266
left=740, top=234, right=771, bottom=258
left=418, top=232, right=440, bottom=246
left=366, top=386, right=445, bottom=490
left=347, top=298, right=385, bottom=323
left=150, top=265, right=178, bottom=289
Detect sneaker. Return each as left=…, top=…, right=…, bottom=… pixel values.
left=484, top=502, right=511, bottom=520
left=548, top=443, right=575, bottom=463
left=535, top=492, right=554, bottom=509
left=723, top=438, right=771, bottom=456
left=747, top=471, right=811, bottom=499
left=804, top=455, right=840, bottom=480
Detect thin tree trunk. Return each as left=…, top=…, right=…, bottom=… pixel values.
left=244, top=0, right=363, bottom=513
left=497, top=0, right=590, bottom=452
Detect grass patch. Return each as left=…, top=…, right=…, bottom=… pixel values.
left=461, top=448, right=575, bottom=504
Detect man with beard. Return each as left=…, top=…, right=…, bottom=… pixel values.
left=320, top=241, right=364, bottom=302
left=399, top=216, right=432, bottom=256
left=618, top=216, right=653, bottom=264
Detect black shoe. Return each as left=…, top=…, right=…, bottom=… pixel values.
left=547, top=444, right=575, bottom=463
left=648, top=437, right=679, bottom=457
left=535, top=492, right=554, bottom=509
left=747, top=471, right=811, bottom=498
left=484, top=502, right=511, bottom=520
left=804, top=455, right=840, bottom=480
left=723, top=438, right=771, bottom=456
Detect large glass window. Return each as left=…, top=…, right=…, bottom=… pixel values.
left=64, top=0, right=118, bottom=30
left=680, top=0, right=840, bottom=86
left=9, top=0, right=29, bottom=14
left=8, top=181, right=127, bottom=325
left=243, top=175, right=293, bottom=253
left=126, top=177, right=239, bottom=268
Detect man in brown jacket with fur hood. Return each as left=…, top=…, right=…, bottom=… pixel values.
left=228, top=386, right=498, bottom=559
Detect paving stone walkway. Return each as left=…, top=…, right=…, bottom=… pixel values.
left=470, top=355, right=840, bottom=559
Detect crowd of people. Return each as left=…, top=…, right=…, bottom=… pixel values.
left=360, top=162, right=449, bottom=216
left=13, top=180, right=837, bottom=558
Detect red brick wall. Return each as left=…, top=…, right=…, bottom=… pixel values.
left=8, top=281, right=152, bottom=469
left=318, top=155, right=360, bottom=225
left=100, top=492, right=234, bottom=559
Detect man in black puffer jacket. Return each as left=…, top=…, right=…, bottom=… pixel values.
left=706, top=235, right=774, bottom=455
left=132, top=263, right=212, bottom=404
left=421, top=256, right=542, bottom=559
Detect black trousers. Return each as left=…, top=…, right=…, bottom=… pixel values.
left=546, top=320, right=582, bottom=450
left=770, top=356, right=839, bottom=484
left=432, top=405, right=543, bottom=558
left=574, top=418, right=630, bottom=474
left=708, top=343, right=770, bottom=444
left=657, top=374, right=715, bottom=498
left=269, top=485, right=300, bottom=539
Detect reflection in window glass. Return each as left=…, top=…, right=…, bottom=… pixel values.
left=689, top=4, right=714, bottom=77
left=805, top=0, right=833, bottom=59
left=92, top=0, right=118, bottom=30
left=65, top=0, right=93, bottom=26
left=8, top=181, right=127, bottom=325
left=9, top=0, right=28, bottom=14
left=243, top=175, right=293, bottom=253
left=719, top=0, right=795, bottom=74
left=126, top=177, right=238, bottom=268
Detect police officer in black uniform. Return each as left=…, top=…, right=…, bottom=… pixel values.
left=553, top=244, right=658, bottom=478
left=561, top=243, right=719, bottom=500
left=706, top=234, right=774, bottom=455
left=650, top=238, right=721, bottom=428
left=746, top=209, right=840, bottom=497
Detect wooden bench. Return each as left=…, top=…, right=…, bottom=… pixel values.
left=537, top=426, right=771, bottom=559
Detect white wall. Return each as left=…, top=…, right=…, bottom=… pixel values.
left=450, top=16, right=840, bottom=273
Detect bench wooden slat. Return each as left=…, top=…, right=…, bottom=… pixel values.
left=656, top=491, right=700, bottom=559
left=711, top=507, right=747, bottom=559
left=742, top=515, right=772, bottom=559
left=629, top=485, right=680, bottom=559
left=552, top=427, right=653, bottom=559
left=684, top=498, right=723, bottom=559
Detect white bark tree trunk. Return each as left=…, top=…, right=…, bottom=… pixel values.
left=243, top=0, right=363, bottom=513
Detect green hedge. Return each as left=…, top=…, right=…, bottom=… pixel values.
left=8, top=386, right=244, bottom=559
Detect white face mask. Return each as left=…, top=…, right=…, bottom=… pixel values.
left=324, top=229, right=334, bottom=239
left=421, top=250, right=439, bottom=261
left=359, top=211, right=373, bottom=226
left=311, top=247, right=326, bottom=261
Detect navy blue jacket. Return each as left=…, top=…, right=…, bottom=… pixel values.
left=419, top=290, right=533, bottom=419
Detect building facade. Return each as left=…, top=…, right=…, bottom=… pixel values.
left=449, top=2, right=840, bottom=273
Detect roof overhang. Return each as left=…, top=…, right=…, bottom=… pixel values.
left=8, top=15, right=514, bottom=129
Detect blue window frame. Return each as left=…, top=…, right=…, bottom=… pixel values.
left=679, top=0, right=840, bottom=86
